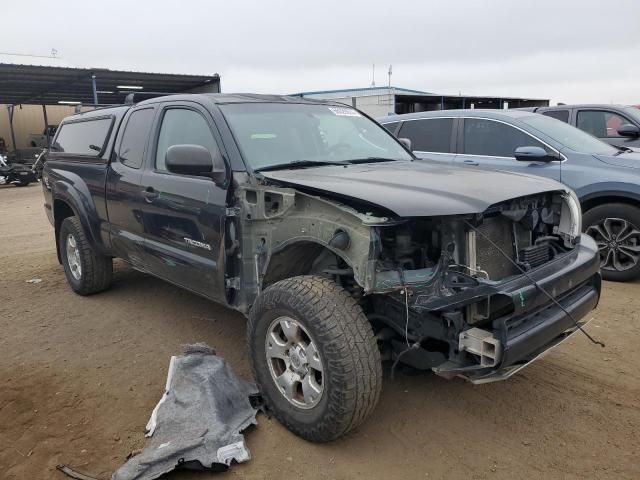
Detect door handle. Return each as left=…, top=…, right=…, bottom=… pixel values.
left=463, top=159, right=479, bottom=166
left=143, top=186, right=159, bottom=202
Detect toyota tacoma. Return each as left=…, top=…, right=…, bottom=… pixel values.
left=42, top=94, right=601, bottom=442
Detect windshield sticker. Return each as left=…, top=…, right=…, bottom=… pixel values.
left=328, top=106, right=361, bottom=117
left=251, top=133, right=277, bottom=139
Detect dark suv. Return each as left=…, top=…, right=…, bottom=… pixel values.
left=379, top=109, right=640, bottom=281
left=527, top=104, right=640, bottom=149
left=42, top=95, right=600, bottom=442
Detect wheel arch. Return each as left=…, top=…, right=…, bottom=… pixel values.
left=53, top=198, right=78, bottom=263
left=580, top=192, right=640, bottom=215
left=262, top=239, right=354, bottom=288
left=52, top=193, right=105, bottom=263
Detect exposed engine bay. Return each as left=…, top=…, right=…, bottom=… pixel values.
left=361, top=191, right=584, bottom=378
left=226, top=175, right=597, bottom=383
left=373, top=191, right=575, bottom=288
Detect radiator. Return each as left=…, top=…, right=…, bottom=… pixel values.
left=475, top=217, right=518, bottom=280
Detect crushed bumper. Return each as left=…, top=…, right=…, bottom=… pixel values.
left=463, top=316, right=594, bottom=384
left=434, top=234, right=602, bottom=382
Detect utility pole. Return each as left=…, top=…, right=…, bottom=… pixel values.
left=388, top=65, right=392, bottom=89
left=371, top=63, right=376, bottom=87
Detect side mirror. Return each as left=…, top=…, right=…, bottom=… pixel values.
left=165, top=144, right=226, bottom=182
left=398, top=137, right=412, bottom=151
left=618, top=123, right=640, bottom=138
left=514, top=146, right=559, bottom=162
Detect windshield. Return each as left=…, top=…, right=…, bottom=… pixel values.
left=521, top=114, right=618, bottom=155
left=220, top=103, right=412, bottom=170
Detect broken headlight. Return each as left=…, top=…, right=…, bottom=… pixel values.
left=558, top=190, right=582, bottom=245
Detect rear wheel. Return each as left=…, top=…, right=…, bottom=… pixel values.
left=584, top=203, right=640, bottom=282
left=59, top=217, right=113, bottom=295
left=15, top=179, right=30, bottom=187
left=247, top=275, right=382, bottom=442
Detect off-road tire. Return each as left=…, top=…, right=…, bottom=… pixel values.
left=59, top=217, right=113, bottom=295
left=583, top=203, right=640, bottom=282
left=248, top=275, right=382, bottom=442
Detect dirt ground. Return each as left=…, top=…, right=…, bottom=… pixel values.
left=1, top=184, right=639, bottom=480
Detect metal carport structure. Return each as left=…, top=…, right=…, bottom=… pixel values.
left=0, top=63, right=221, bottom=150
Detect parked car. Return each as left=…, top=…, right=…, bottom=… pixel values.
left=43, top=95, right=600, bottom=442
left=29, top=125, right=58, bottom=148
left=379, top=109, right=640, bottom=281
left=526, top=104, right=640, bottom=149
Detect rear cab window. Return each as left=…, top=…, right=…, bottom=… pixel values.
left=51, top=117, right=113, bottom=157
left=397, top=118, right=454, bottom=153
left=117, top=108, right=155, bottom=169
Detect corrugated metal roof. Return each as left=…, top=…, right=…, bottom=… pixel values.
left=0, top=63, right=220, bottom=105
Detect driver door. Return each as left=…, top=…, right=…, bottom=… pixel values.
left=453, top=117, right=561, bottom=182
left=138, top=102, right=228, bottom=301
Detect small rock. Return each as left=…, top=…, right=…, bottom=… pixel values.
left=522, top=440, right=531, bottom=446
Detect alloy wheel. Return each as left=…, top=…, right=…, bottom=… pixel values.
left=586, top=217, right=640, bottom=272
left=265, top=316, right=324, bottom=409
left=66, top=233, right=82, bottom=280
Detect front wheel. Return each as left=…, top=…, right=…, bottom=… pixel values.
left=584, top=203, right=640, bottom=282
left=59, top=217, right=113, bottom=295
left=247, top=275, right=382, bottom=442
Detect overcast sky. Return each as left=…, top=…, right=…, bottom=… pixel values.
left=2, top=0, right=640, bottom=104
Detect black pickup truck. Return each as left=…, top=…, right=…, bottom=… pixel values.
left=42, top=94, right=601, bottom=442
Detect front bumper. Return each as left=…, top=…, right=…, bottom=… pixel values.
left=434, top=234, right=601, bottom=383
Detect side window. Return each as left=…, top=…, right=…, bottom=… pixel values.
left=382, top=122, right=399, bottom=135
left=398, top=118, right=454, bottom=153
left=542, top=110, right=569, bottom=123
left=577, top=110, right=631, bottom=138
left=118, top=108, right=155, bottom=169
left=463, top=118, right=547, bottom=158
left=52, top=118, right=112, bottom=156
left=155, top=108, right=219, bottom=172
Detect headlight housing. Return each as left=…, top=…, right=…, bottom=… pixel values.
left=558, top=190, right=582, bottom=245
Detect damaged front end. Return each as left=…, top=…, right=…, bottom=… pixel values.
left=364, top=190, right=601, bottom=383
left=227, top=177, right=600, bottom=384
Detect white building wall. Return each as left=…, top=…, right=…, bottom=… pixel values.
left=309, top=93, right=395, bottom=118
